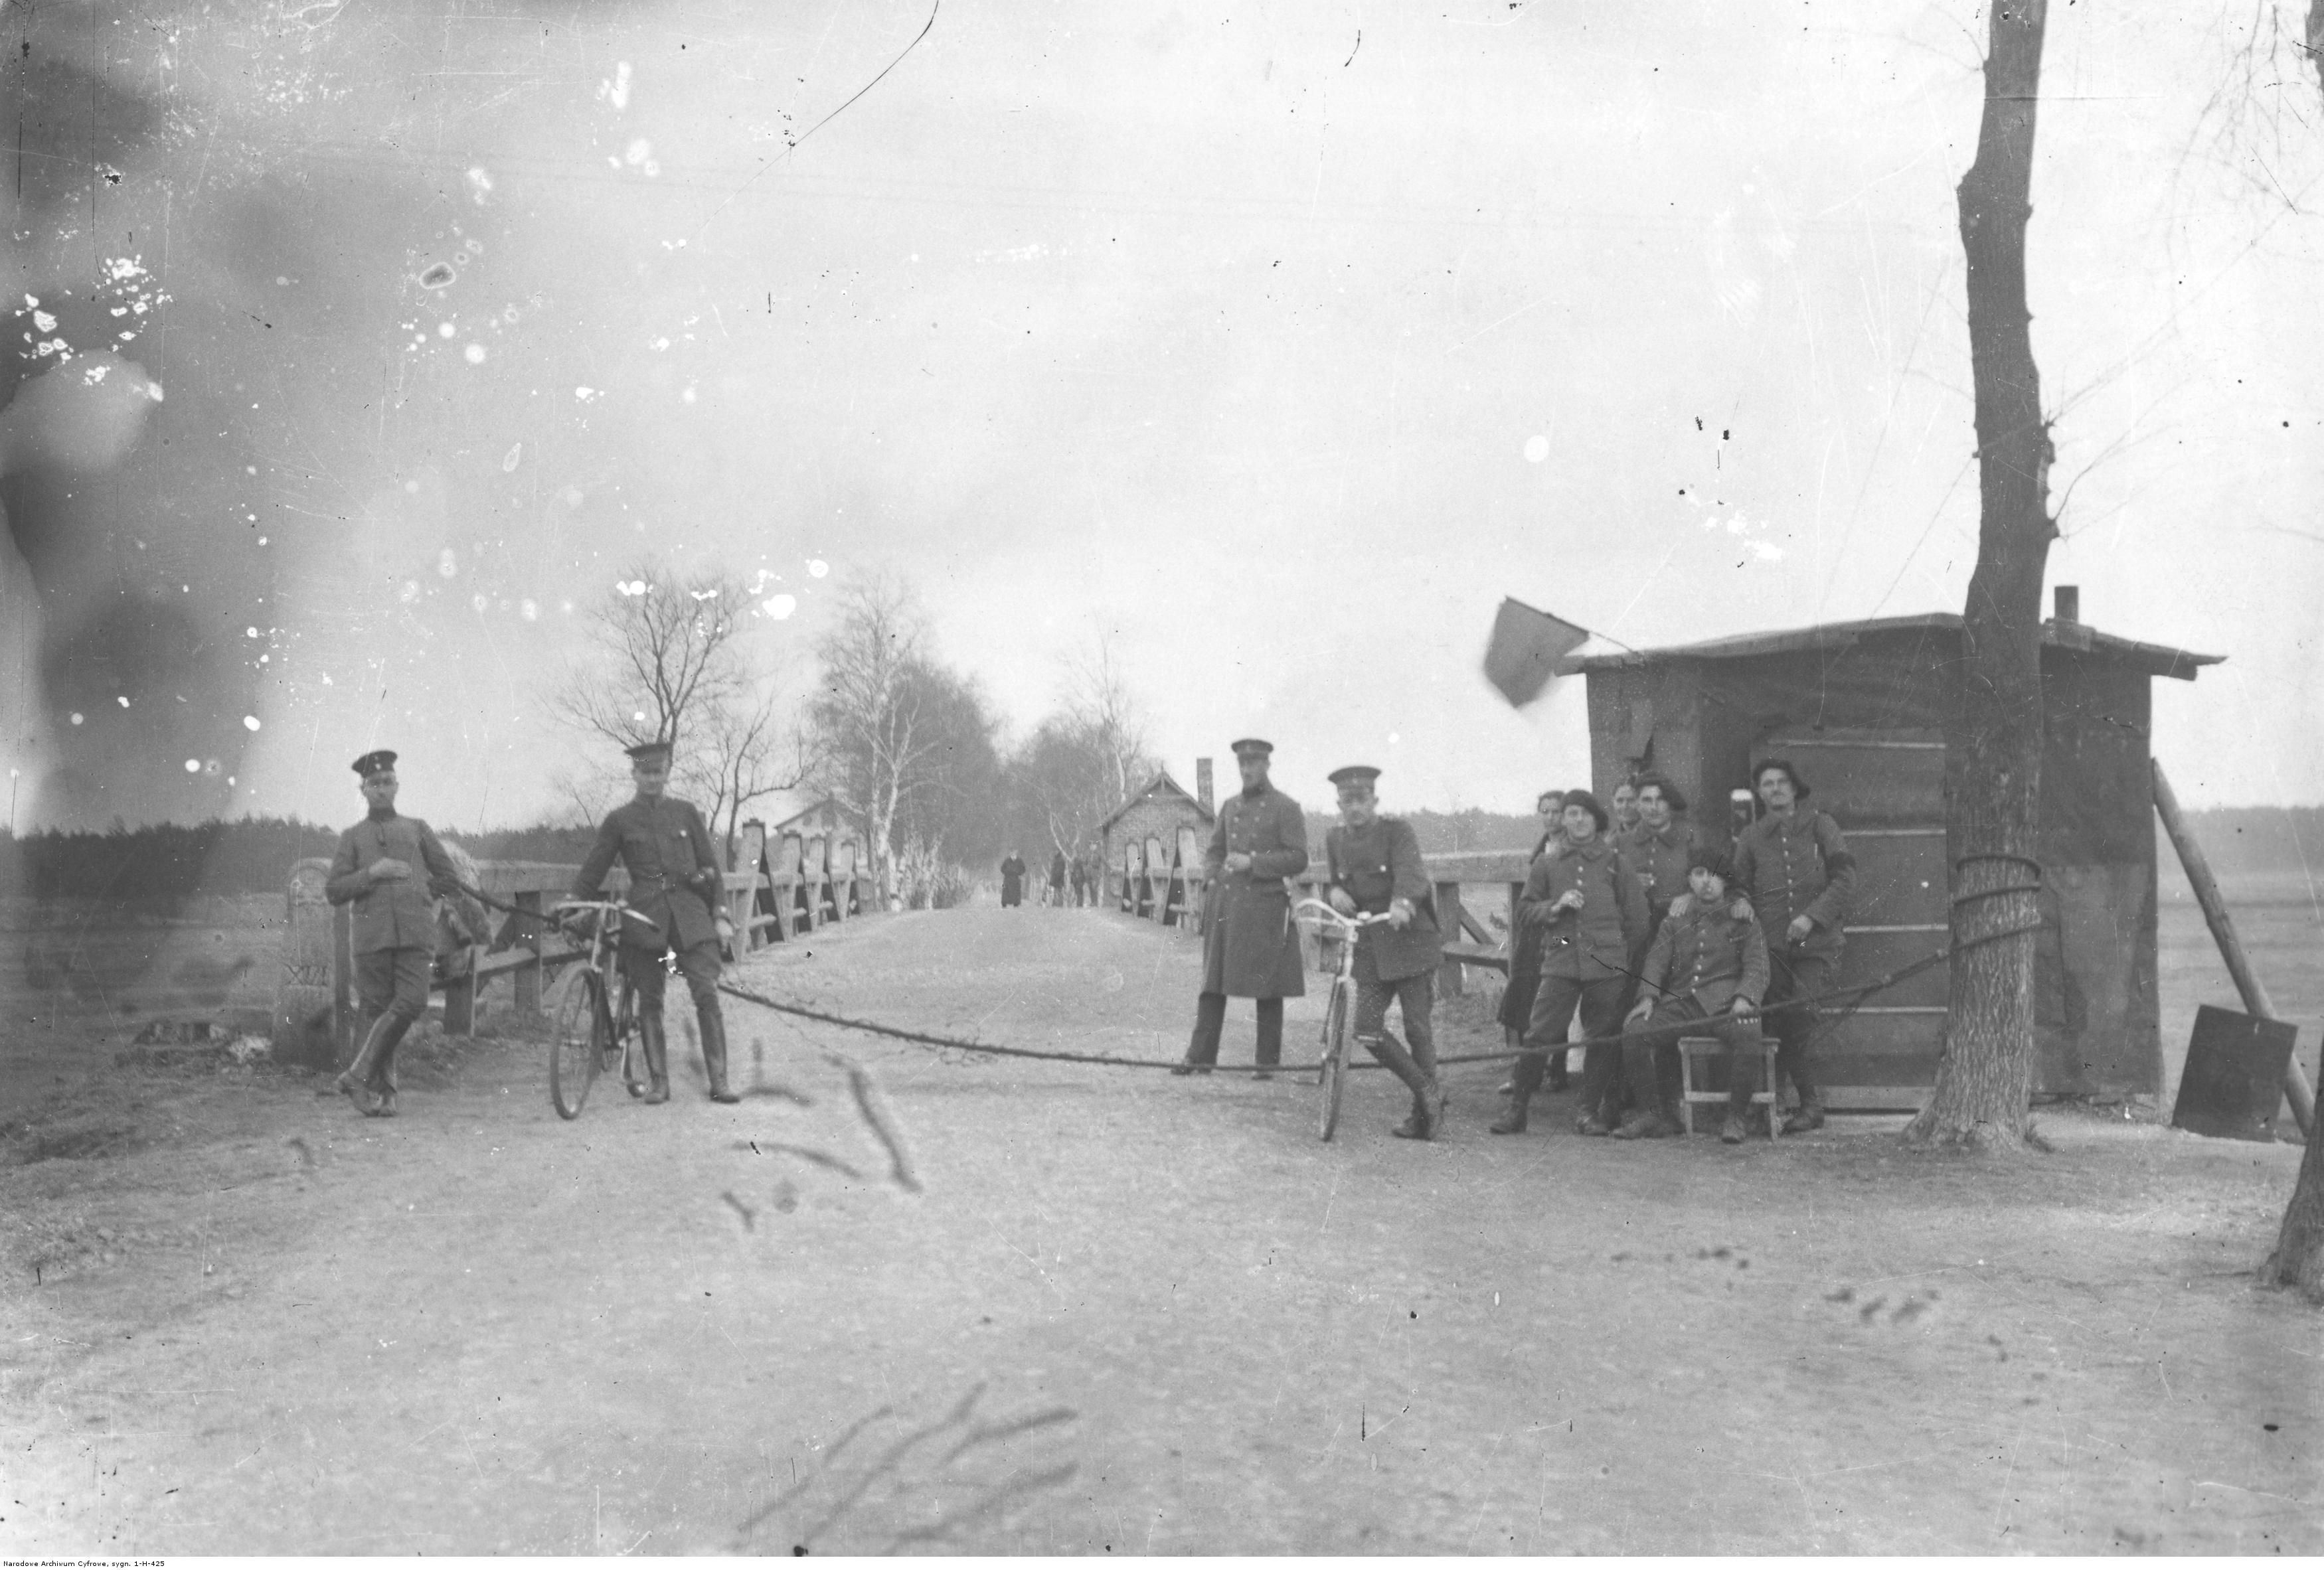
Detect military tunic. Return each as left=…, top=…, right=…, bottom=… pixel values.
left=325, top=813, right=462, bottom=954
left=1198, top=785, right=1309, bottom=999
left=1323, top=817, right=1441, bottom=984
left=573, top=794, right=724, bottom=954
left=1623, top=819, right=1695, bottom=928
left=1730, top=807, right=1857, bottom=1109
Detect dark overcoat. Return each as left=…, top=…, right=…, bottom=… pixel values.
left=574, top=793, right=723, bottom=953
left=1199, top=784, right=1308, bottom=998
left=1324, top=816, right=1442, bottom=984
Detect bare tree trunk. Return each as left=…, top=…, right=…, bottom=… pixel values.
left=1904, top=0, right=2054, bottom=1154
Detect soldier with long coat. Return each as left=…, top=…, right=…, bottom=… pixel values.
left=1176, top=738, right=1307, bottom=1077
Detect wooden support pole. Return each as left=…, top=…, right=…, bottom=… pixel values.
left=1434, top=880, right=1467, bottom=999
left=441, top=947, right=479, bottom=1036
left=513, top=890, right=543, bottom=1014
left=2154, top=760, right=2313, bottom=1136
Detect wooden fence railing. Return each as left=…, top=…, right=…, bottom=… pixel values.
left=278, top=834, right=884, bottom=1069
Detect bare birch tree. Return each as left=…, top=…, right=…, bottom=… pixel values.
left=807, top=570, right=941, bottom=902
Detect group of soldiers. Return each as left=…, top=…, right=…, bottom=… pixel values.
left=1175, top=742, right=1855, bottom=1146
left=997, top=848, right=1102, bottom=908
left=323, top=739, right=739, bottom=1117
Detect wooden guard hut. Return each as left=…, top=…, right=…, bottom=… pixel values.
left=1570, top=594, right=2220, bottom=1109
left=1097, top=769, right=1215, bottom=908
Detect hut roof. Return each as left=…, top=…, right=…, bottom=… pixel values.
left=750, top=791, right=845, bottom=835
left=1570, top=613, right=2222, bottom=682
left=1097, top=769, right=1216, bottom=834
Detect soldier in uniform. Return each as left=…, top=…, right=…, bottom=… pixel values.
left=572, top=740, right=740, bottom=1105
left=1728, top=757, right=1855, bottom=1132
left=1611, top=778, right=1642, bottom=838
left=1624, top=773, right=1695, bottom=935
left=1492, top=789, right=1648, bottom=1137
left=1322, top=765, right=1448, bottom=1140
left=1175, top=738, right=1307, bottom=1079
left=1621, top=846, right=1769, bottom=1142
left=325, top=750, right=463, bottom=1117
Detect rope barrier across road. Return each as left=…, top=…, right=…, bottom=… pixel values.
left=451, top=877, right=2046, bottom=1078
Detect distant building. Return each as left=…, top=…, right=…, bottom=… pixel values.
left=1097, top=769, right=1215, bottom=903
left=753, top=791, right=850, bottom=845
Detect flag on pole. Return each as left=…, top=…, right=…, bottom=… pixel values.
left=1481, top=597, right=1589, bottom=708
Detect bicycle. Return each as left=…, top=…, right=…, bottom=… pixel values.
left=546, top=899, right=659, bottom=1120
left=1293, top=898, right=1396, bottom=1142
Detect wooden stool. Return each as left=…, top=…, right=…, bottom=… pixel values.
left=1678, top=1034, right=1780, bottom=1140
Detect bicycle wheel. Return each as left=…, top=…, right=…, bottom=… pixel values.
left=1317, top=978, right=1351, bottom=1142
left=549, top=968, right=607, bottom=1120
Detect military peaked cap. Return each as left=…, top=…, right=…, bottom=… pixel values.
left=351, top=749, right=398, bottom=778
left=1229, top=738, right=1273, bottom=759
left=1327, top=765, right=1381, bottom=789
left=625, top=740, right=674, bottom=763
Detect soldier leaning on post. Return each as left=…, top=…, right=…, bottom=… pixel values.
left=325, top=749, right=463, bottom=1118
left=571, top=740, right=740, bottom=1105
left=1493, top=789, right=1648, bottom=1138
left=1323, top=765, right=1448, bottom=1140
left=1175, top=738, right=1307, bottom=1079
left=1497, top=788, right=1572, bottom=1097
left=1676, top=757, right=1857, bottom=1133
left=1621, top=845, right=1769, bottom=1143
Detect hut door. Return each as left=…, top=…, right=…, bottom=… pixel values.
left=1762, top=729, right=1947, bottom=1112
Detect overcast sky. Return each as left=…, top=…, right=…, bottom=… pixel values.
left=3, top=0, right=2321, bottom=834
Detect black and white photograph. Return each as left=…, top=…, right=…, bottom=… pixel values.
left=4, top=0, right=2323, bottom=1555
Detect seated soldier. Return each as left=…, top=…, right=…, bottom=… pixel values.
left=1621, top=846, right=1770, bottom=1144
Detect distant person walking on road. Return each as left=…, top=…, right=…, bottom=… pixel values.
left=1176, top=738, right=1307, bottom=1080
left=325, top=750, right=463, bottom=1118
left=1068, top=855, right=1088, bottom=907
left=572, top=740, right=740, bottom=1105
left=1323, top=765, right=1447, bottom=1140
left=1048, top=851, right=1068, bottom=908
left=1000, top=850, right=1027, bottom=907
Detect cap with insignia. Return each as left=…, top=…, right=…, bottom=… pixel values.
left=1228, top=738, right=1273, bottom=759
left=351, top=749, right=398, bottom=778
left=625, top=740, right=673, bottom=764
left=1327, top=765, right=1381, bottom=789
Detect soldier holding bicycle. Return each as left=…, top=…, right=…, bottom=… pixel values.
left=571, top=740, right=740, bottom=1105
left=1323, top=765, right=1448, bottom=1140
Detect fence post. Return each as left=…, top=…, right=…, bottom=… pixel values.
left=513, top=890, right=544, bottom=1013
left=1434, top=880, right=1467, bottom=998
left=331, top=900, right=357, bottom=1068
left=441, top=946, right=479, bottom=1036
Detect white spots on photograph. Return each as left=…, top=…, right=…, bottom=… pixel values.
left=1523, top=433, right=1550, bottom=463
left=437, top=548, right=459, bottom=578
left=501, top=443, right=523, bottom=473
left=575, top=386, right=599, bottom=402
left=69, top=713, right=84, bottom=726
left=246, top=626, right=260, bottom=637
left=183, top=758, right=200, bottom=774
left=807, top=558, right=829, bottom=578
left=650, top=335, right=671, bottom=352
left=762, top=594, right=797, bottom=620
left=681, top=384, right=698, bottom=404
left=246, top=465, right=258, bottom=475
left=242, top=716, right=262, bottom=732
left=80, top=364, right=110, bottom=386
left=146, top=381, right=163, bottom=402
left=1388, top=732, right=1400, bottom=746
left=465, top=166, right=494, bottom=204
left=463, top=342, right=486, bottom=364
left=631, top=710, right=647, bottom=724
left=616, top=578, right=648, bottom=597
left=117, top=696, right=130, bottom=708
left=519, top=599, right=539, bottom=621
left=600, top=60, right=633, bottom=110
left=418, top=262, right=456, bottom=290
left=560, top=485, right=586, bottom=507
left=501, top=304, right=521, bottom=325
left=624, top=139, right=657, bottom=177
left=437, top=321, right=457, bottom=339
left=31, top=309, right=58, bottom=333
left=202, top=759, right=222, bottom=777
left=276, top=276, right=291, bottom=287
left=472, top=593, right=489, bottom=612
left=404, top=479, right=422, bottom=494
left=399, top=581, right=420, bottom=603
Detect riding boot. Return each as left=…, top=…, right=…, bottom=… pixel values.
left=1612, top=1037, right=1673, bottom=1138
left=699, top=1002, right=740, bottom=1103
left=1724, top=1046, right=1760, bottom=1143
left=1491, top=1052, right=1544, bottom=1135
left=338, top=1010, right=410, bottom=1116
left=1176, top=992, right=1224, bottom=1075
left=639, top=1012, right=671, bottom=1104
left=1363, top=1030, right=1436, bottom=1140
left=1546, top=1046, right=1571, bottom=1093
left=1777, top=1038, right=1823, bottom=1131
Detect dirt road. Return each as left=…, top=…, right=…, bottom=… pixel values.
left=3, top=904, right=2316, bottom=1553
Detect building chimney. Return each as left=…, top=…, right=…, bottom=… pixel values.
left=2054, top=584, right=2080, bottom=623
left=1196, top=757, right=1214, bottom=814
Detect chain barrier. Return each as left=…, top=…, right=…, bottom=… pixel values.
left=452, top=874, right=2048, bottom=1076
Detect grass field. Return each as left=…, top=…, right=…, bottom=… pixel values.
left=1, top=894, right=2318, bottom=1555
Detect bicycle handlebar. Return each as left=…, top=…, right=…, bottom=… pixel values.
left=1294, top=898, right=1398, bottom=935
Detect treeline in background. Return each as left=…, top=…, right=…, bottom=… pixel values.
left=9, top=805, right=2320, bottom=904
